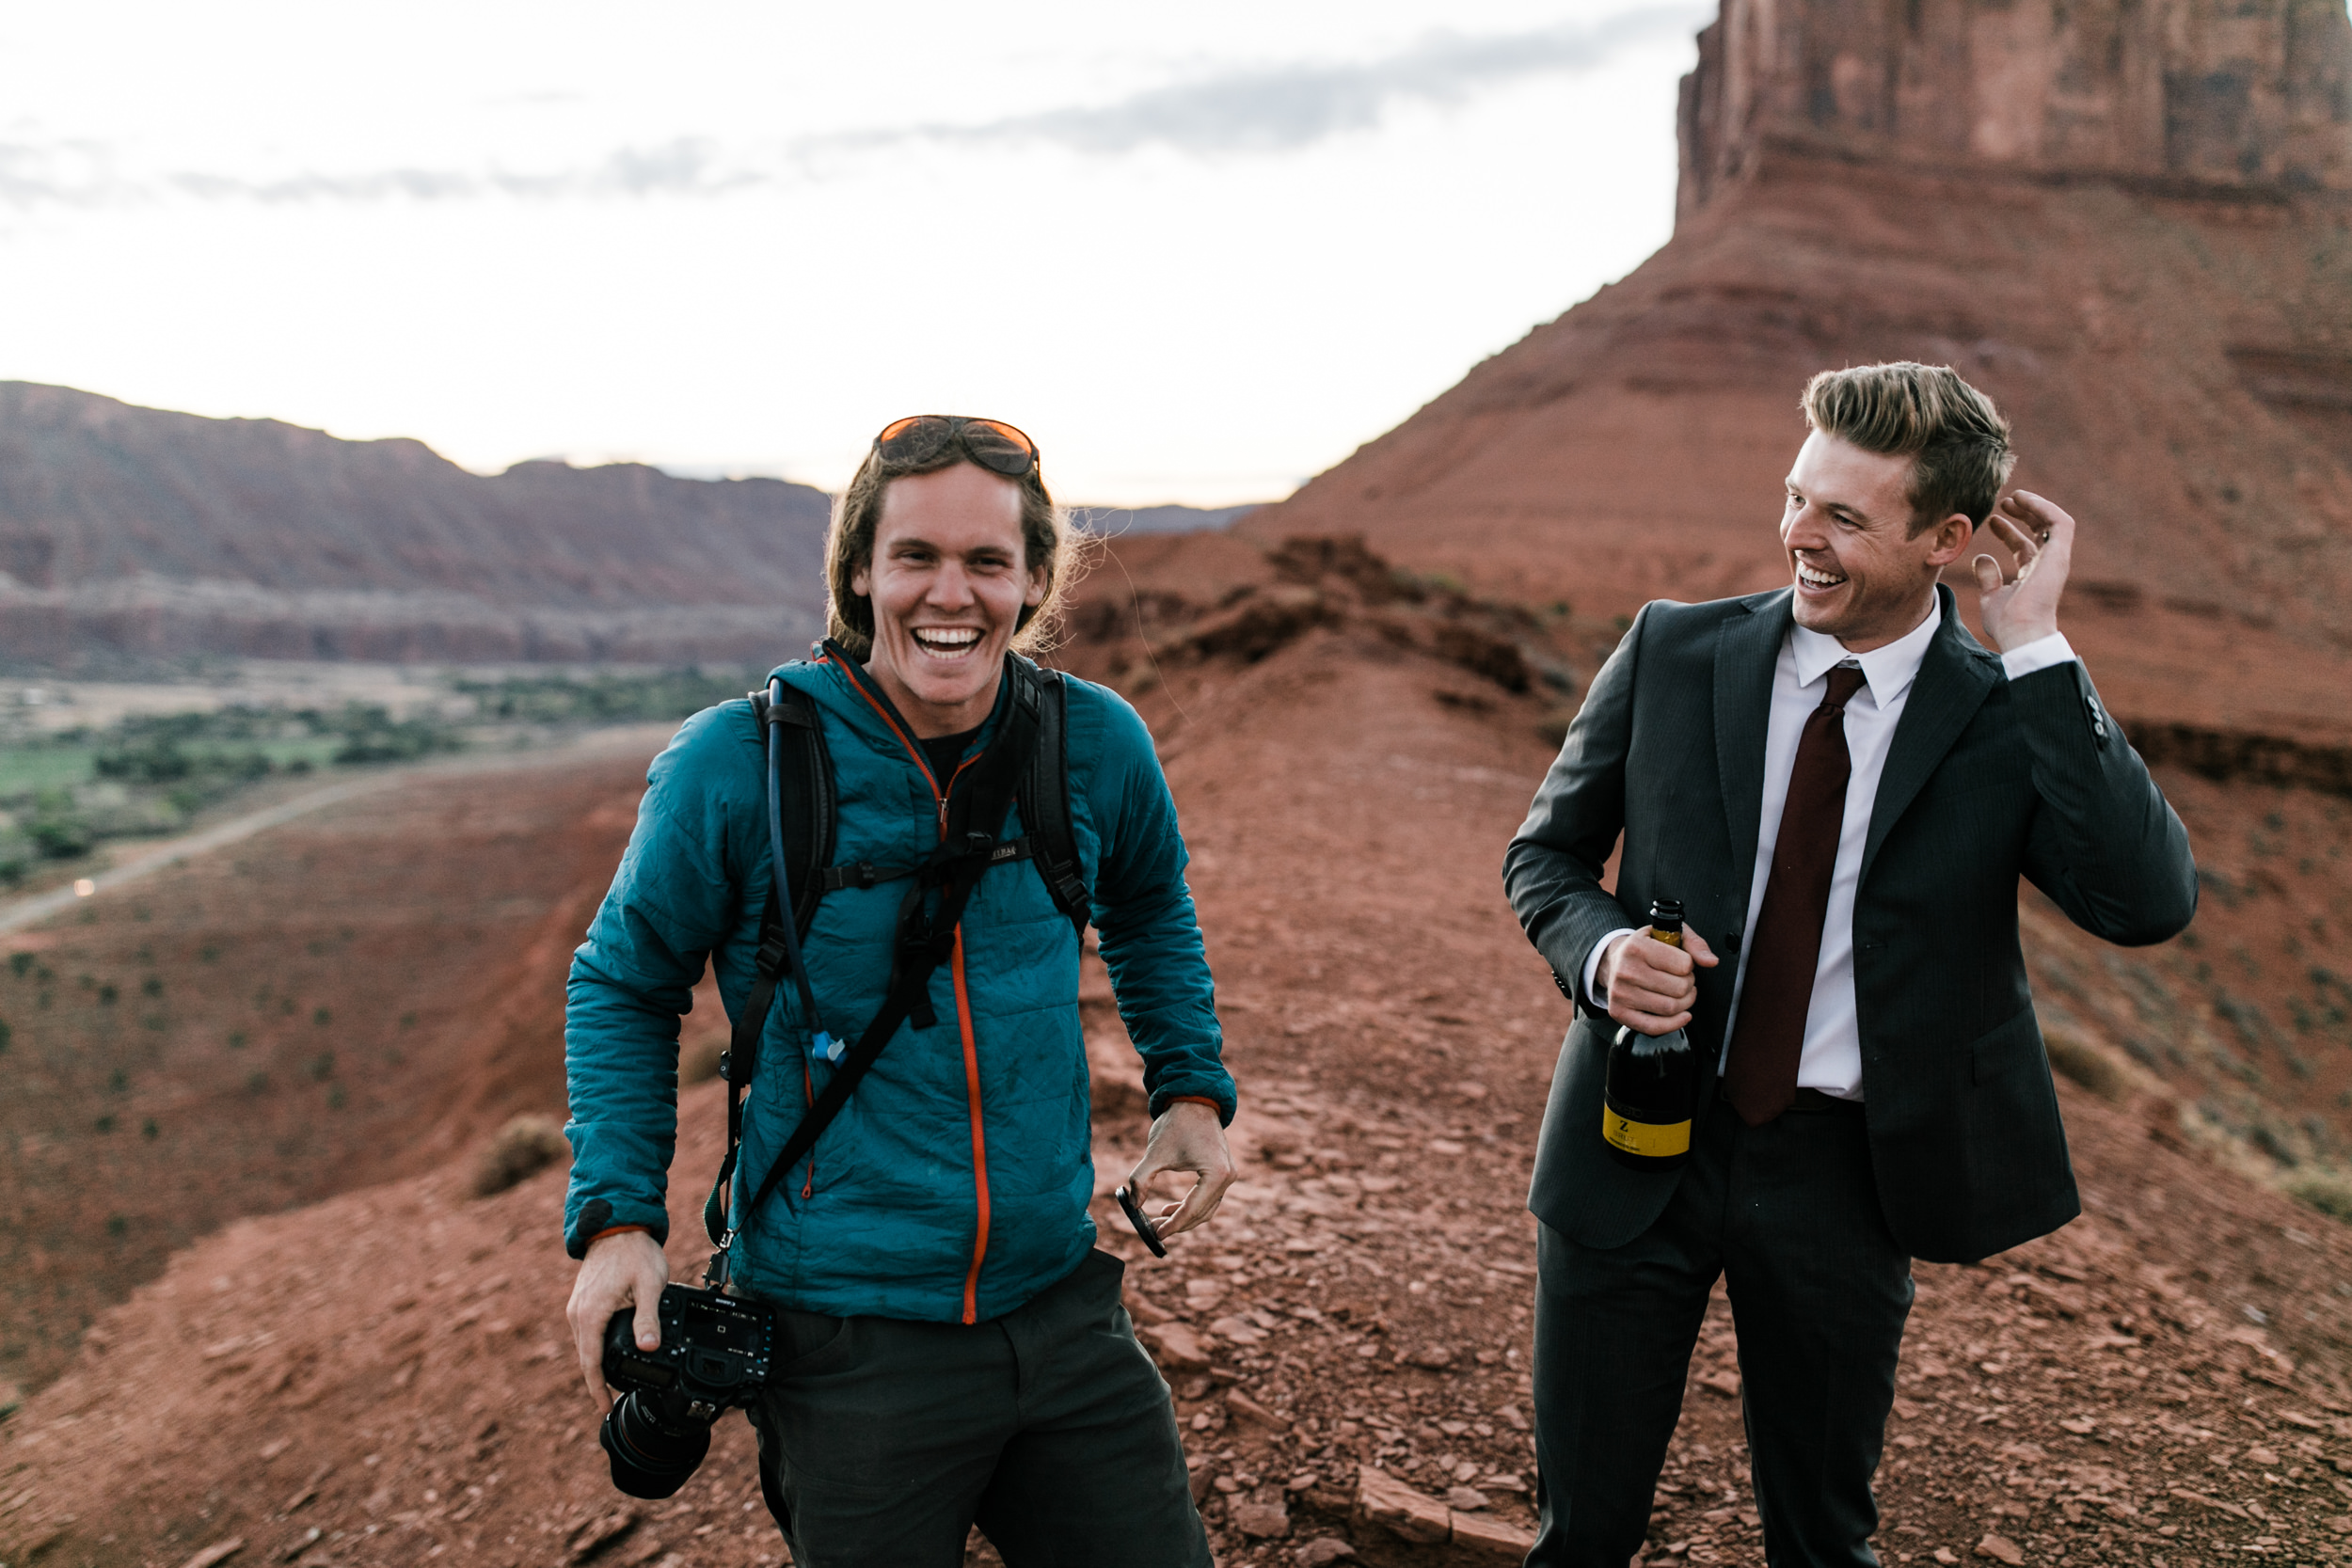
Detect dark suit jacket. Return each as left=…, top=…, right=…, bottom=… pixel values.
left=1504, top=585, right=2197, bottom=1264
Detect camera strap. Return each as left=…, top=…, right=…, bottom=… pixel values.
left=703, top=661, right=1046, bottom=1284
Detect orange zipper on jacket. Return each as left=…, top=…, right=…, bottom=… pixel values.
left=800, top=1062, right=817, bottom=1198
left=835, top=661, right=995, bottom=1323
left=951, top=928, right=991, bottom=1323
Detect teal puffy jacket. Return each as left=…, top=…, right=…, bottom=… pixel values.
left=563, top=651, right=1234, bottom=1323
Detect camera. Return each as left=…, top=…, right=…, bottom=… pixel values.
left=599, top=1284, right=778, bottom=1498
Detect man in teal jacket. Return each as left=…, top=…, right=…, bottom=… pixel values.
left=562, top=416, right=1235, bottom=1567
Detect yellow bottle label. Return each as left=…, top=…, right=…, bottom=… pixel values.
left=1651, top=926, right=1684, bottom=949
left=1602, top=1108, right=1692, bottom=1159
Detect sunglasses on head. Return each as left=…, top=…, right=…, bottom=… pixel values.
left=872, top=415, right=1041, bottom=480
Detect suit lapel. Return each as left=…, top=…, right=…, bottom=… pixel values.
left=1861, top=585, right=2000, bottom=883
left=1713, top=591, right=1790, bottom=871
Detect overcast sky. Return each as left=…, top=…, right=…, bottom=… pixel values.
left=0, top=2, right=1703, bottom=505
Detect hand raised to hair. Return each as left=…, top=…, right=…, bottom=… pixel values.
left=1974, top=491, right=2074, bottom=654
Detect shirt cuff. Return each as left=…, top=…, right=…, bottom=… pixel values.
left=1999, top=631, right=2077, bottom=682
left=1582, top=927, right=1638, bottom=1007
left=585, top=1224, right=654, bottom=1246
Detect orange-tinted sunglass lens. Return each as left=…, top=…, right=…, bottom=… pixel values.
left=871, top=415, right=1038, bottom=477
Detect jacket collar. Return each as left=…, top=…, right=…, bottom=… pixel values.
left=1713, top=588, right=1791, bottom=871
left=1859, top=584, right=2000, bottom=882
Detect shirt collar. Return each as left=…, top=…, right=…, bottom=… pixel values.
left=1788, top=595, right=1941, bottom=707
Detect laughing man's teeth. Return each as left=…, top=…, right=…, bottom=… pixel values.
left=1796, top=562, right=1846, bottom=588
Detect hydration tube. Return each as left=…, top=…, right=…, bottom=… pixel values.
left=766, top=677, right=839, bottom=1064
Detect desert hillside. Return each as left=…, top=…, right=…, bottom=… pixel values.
left=4, top=535, right=2352, bottom=1568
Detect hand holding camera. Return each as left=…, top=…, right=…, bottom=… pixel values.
left=566, top=1228, right=670, bottom=1413
left=596, top=1283, right=780, bottom=1499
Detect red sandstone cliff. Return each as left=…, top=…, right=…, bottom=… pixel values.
left=1248, top=0, right=2352, bottom=743
left=1679, top=0, right=2352, bottom=212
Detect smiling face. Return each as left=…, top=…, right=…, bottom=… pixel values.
left=850, top=462, right=1048, bottom=738
left=1780, top=431, right=1976, bottom=652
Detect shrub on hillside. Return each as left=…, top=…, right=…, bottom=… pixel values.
left=471, top=1113, right=571, bottom=1198
left=2044, top=1030, right=2127, bottom=1100
left=2285, top=1170, right=2352, bottom=1224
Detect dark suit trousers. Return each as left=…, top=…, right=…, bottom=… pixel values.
left=1530, top=1098, right=1915, bottom=1568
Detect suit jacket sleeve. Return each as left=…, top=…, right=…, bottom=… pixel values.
left=1504, top=604, right=1649, bottom=1006
left=2011, top=660, right=2198, bottom=946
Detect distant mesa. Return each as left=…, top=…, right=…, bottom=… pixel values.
left=1247, top=0, right=2352, bottom=744
left=0, top=382, right=834, bottom=666
left=0, top=382, right=1264, bottom=669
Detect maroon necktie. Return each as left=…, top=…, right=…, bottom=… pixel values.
left=1723, top=664, right=1867, bottom=1126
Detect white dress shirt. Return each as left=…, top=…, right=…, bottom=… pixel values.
left=1584, top=604, right=2077, bottom=1101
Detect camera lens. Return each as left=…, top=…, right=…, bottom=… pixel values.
left=599, top=1390, right=713, bottom=1500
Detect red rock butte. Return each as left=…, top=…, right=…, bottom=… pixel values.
left=1246, top=0, right=2352, bottom=743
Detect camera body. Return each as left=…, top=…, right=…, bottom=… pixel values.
left=599, top=1284, right=778, bottom=1498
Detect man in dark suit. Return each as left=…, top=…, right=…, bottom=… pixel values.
left=1503, top=362, right=2197, bottom=1566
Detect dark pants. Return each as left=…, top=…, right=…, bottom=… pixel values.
left=744, top=1249, right=1210, bottom=1568
left=1529, top=1096, right=1914, bottom=1568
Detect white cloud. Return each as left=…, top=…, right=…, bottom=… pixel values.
left=0, top=8, right=1699, bottom=210
left=0, top=3, right=1700, bottom=503
left=829, top=7, right=1703, bottom=158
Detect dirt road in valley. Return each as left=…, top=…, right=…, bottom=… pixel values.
left=6, top=610, right=2352, bottom=1567
left=0, top=723, right=679, bottom=932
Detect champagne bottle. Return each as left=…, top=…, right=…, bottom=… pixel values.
left=1600, top=898, right=1699, bottom=1171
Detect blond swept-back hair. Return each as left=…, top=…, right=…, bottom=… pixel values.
left=1802, top=363, right=2017, bottom=535
left=822, top=437, right=1076, bottom=661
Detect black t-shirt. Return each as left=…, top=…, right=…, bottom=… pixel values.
left=921, top=727, right=980, bottom=791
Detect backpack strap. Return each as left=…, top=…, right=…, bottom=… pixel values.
left=702, top=679, right=834, bottom=1259
left=1009, top=658, right=1091, bottom=934
left=752, top=682, right=834, bottom=939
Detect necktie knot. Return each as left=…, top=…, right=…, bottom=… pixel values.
left=1821, top=665, right=1865, bottom=713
